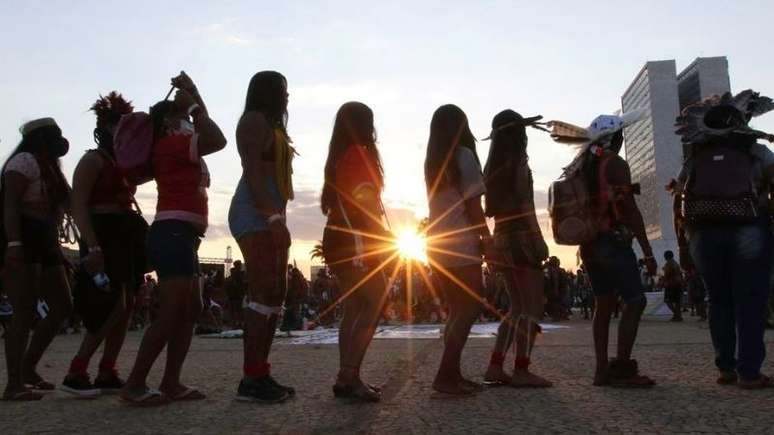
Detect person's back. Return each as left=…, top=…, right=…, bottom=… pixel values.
left=549, top=112, right=657, bottom=388
left=661, top=252, right=684, bottom=321
left=672, top=90, right=774, bottom=388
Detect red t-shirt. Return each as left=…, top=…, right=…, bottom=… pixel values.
left=152, top=133, right=210, bottom=230
left=89, top=151, right=136, bottom=209
left=333, top=145, right=382, bottom=218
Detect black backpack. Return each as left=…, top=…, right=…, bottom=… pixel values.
left=681, top=142, right=759, bottom=224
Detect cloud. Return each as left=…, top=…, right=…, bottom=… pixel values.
left=224, top=35, right=252, bottom=46
left=292, top=81, right=402, bottom=108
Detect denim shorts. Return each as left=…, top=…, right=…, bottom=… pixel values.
left=147, top=219, right=201, bottom=280
left=580, top=233, right=645, bottom=304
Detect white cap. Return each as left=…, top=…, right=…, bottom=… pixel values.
left=20, top=118, right=58, bottom=136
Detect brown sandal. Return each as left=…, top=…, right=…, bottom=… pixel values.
left=3, top=389, right=44, bottom=401
left=432, top=380, right=477, bottom=396
left=608, top=359, right=655, bottom=388
left=333, top=382, right=381, bottom=402
left=717, top=371, right=738, bottom=385
left=739, top=375, right=773, bottom=390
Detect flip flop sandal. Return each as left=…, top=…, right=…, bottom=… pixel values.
left=460, top=379, right=484, bottom=392
left=717, top=372, right=738, bottom=385
left=120, top=388, right=170, bottom=407
left=482, top=379, right=510, bottom=387
left=170, top=388, right=206, bottom=401
left=26, top=380, right=56, bottom=391
left=333, top=383, right=381, bottom=402
left=3, top=390, right=44, bottom=401
left=609, top=375, right=656, bottom=388
left=365, top=383, right=383, bottom=393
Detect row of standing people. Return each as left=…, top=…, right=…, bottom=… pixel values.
left=0, top=70, right=656, bottom=402
left=3, top=70, right=771, bottom=404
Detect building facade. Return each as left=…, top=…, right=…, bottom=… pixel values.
left=620, top=57, right=730, bottom=261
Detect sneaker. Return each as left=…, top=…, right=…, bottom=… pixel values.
left=94, top=373, right=126, bottom=393
left=235, top=377, right=290, bottom=403
left=265, top=376, right=295, bottom=396
left=61, top=373, right=101, bottom=398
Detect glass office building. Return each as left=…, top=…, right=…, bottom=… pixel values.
left=620, top=57, right=729, bottom=261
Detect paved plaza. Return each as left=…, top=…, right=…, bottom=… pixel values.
left=4, top=317, right=774, bottom=434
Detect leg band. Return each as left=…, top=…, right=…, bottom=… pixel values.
left=98, top=358, right=117, bottom=375
left=490, top=351, right=506, bottom=367
left=243, top=298, right=282, bottom=316
left=244, top=362, right=271, bottom=378
left=514, top=357, right=531, bottom=371
left=69, top=356, right=90, bottom=375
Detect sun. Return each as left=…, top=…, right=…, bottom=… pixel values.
left=395, top=228, right=428, bottom=263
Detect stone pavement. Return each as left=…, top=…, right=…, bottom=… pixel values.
left=4, top=317, right=774, bottom=434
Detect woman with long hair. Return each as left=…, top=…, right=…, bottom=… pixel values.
left=228, top=71, right=295, bottom=403
left=61, top=92, right=148, bottom=397
left=482, top=109, right=552, bottom=388
left=2, top=118, right=72, bottom=400
left=424, top=104, right=493, bottom=395
left=120, top=72, right=226, bottom=405
left=321, top=101, right=389, bottom=402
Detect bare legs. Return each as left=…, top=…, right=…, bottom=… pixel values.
left=122, top=276, right=200, bottom=398
left=335, top=269, right=388, bottom=395
left=238, top=232, right=289, bottom=381
left=23, top=266, right=73, bottom=386
left=3, top=263, right=38, bottom=399
left=485, top=266, right=552, bottom=387
left=71, top=287, right=133, bottom=378
left=4, top=263, right=72, bottom=399
left=593, top=293, right=647, bottom=385
left=433, top=264, right=482, bottom=394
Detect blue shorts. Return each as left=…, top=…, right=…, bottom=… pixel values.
left=147, top=219, right=201, bottom=280
left=580, top=233, right=645, bottom=304
left=228, top=176, right=284, bottom=240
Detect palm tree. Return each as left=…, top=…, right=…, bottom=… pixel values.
left=417, top=217, right=430, bottom=234
left=310, top=241, right=325, bottom=264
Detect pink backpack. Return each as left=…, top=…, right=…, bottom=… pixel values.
left=113, top=112, right=154, bottom=185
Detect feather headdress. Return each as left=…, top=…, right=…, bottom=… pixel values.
left=675, top=89, right=774, bottom=144
left=90, top=91, right=133, bottom=128
left=548, top=109, right=646, bottom=171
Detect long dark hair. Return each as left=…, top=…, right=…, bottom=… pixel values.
left=584, top=129, right=625, bottom=196
left=483, top=110, right=529, bottom=216
left=243, top=71, right=288, bottom=131
left=424, top=104, right=478, bottom=196
left=1, top=124, right=70, bottom=209
left=320, top=101, right=384, bottom=215
left=149, top=100, right=177, bottom=141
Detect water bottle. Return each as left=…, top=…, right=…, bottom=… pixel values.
left=93, top=272, right=111, bottom=291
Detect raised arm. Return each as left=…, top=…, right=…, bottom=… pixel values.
left=191, top=106, right=227, bottom=157
left=170, top=72, right=226, bottom=156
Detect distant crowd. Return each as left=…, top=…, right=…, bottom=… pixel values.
left=1, top=68, right=772, bottom=403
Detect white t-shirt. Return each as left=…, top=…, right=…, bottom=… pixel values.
left=427, top=147, right=486, bottom=266
left=3, top=152, right=46, bottom=203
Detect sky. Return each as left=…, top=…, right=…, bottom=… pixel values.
left=1, top=1, right=773, bottom=277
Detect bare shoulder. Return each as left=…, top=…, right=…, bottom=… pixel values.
left=81, top=150, right=105, bottom=166
left=237, top=111, right=272, bottom=149
left=238, top=111, right=270, bottom=134
left=75, top=150, right=104, bottom=173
